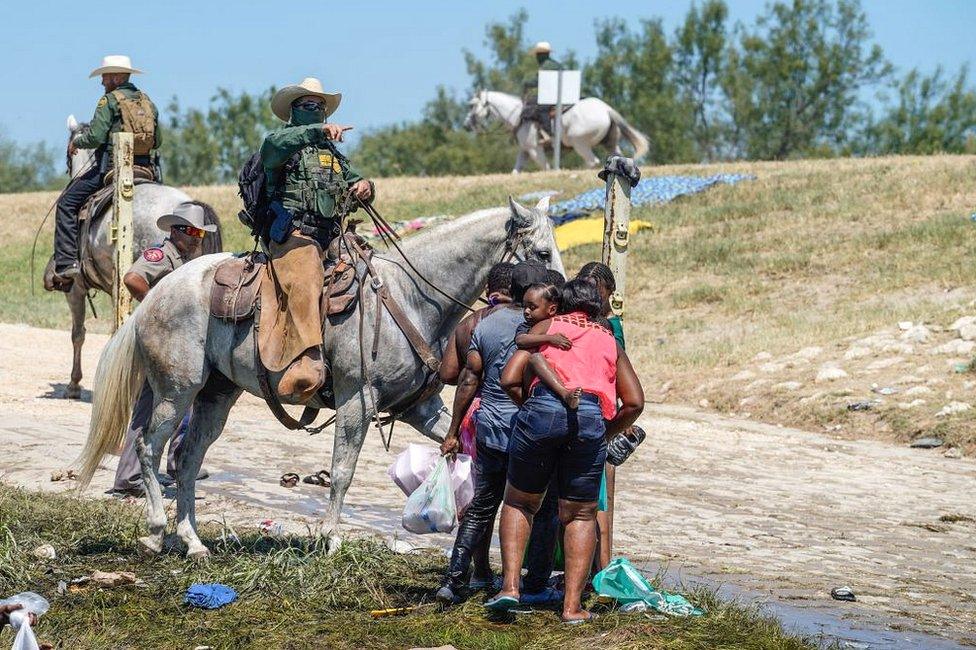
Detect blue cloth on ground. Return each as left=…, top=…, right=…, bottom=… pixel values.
left=549, top=174, right=755, bottom=224
left=593, top=557, right=703, bottom=617
left=184, top=583, right=238, bottom=609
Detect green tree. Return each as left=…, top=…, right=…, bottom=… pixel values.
left=585, top=18, right=696, bottom=163
left=673, top=0, right=730, bottom=160
left=160, top=87, right=277, bottom=186
left=860, top=66, right=976, bottom=154
left=722, top=0, right=891, bottom=159
left=0, top=129, right=58, bottom=193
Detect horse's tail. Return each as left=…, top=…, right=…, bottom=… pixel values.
left=75, top=313, right=144, bottom=487
left=607, top=107, right=650, bottom=161
left=188, top=200, right=224, bottom=254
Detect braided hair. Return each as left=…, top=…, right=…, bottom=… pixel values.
left=576, top=261, right=616, bottom=292
left=486, top=262, right=515, bottom=297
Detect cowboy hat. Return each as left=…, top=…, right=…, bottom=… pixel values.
left=156, top=202, right=217, bottom=233
left=270, top=77, right=342, bottom=122
left=89, top=55, right=143, bottom=78
left=531, top=41, right=552, bottom=55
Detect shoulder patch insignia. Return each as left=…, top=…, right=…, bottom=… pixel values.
left=143, top=247, right=165, bottom=262
left=97, top=96, right=108, bottom=108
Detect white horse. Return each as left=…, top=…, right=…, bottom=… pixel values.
left=45, top=115, right=222, bottom=398
left=75, top=197, right=562, bottom=557
left=464, top=90, right=649, bottom=174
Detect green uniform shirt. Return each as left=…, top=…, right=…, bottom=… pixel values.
left=260, top=123, right=365, bottom=219
left=523, top=57, right=561, bottom=103
left=74, top=82, right=161, bottom=151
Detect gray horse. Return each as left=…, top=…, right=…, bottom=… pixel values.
left=76, top=196, right=562, bottom=557
left=47, top=115, right=222, bottom=398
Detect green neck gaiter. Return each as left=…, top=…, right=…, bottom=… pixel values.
left=290, top=107, right=325, bottom=126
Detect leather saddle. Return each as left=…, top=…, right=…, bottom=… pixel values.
left=209, top=233, right=370, bottom=323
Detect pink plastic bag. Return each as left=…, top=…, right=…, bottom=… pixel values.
left=459, top=398, right=480, bottom=463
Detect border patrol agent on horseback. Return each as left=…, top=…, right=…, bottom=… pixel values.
left=521, top=42, right=561, bottom=141
left=53, top=55, right=160, bottom=290
left=258, top=77, right=374, bottom=403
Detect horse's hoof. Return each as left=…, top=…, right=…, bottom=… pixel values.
left=326, top=534, right=342, bottom=555
left=65, top=384, right=81, bottom=400
left=138, top=535, right=163, bottom=555
left=187, top=545, right=211, bottom=561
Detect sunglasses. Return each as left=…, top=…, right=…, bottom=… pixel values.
left=293, top=100, right=326, bottom=112
left=173, top=224, right=206, bottom=239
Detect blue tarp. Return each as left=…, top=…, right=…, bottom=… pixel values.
left=549, top=173, right=755, bottom=224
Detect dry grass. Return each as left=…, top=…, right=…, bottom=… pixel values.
left=3, top=155, right=976, bottom=448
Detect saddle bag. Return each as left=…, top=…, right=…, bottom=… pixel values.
left=210, top=254, right=265, bottom=321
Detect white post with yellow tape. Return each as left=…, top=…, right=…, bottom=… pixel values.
left=601, top=159, right=632, bottom=317
left=111, top=131, right=135, bottom=331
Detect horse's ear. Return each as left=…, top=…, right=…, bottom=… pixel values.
left=508, top=196, right=535, bottom=228
left=534, top=195, right=551, bottom=215
left=66, top=114, right=78, bottom=132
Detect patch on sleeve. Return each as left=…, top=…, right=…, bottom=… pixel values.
left=142, top=247, right=165, bottom=262
left=97, top=96, right=108, bottom=108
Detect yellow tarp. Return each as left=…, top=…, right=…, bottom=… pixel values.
left=554, top=217, right=653, bottom=250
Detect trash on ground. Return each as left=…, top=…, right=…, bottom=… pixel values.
left=369, top=603, right=435, bottom=618
left=910, top=437, right=944, bottom=449
left=258, top=520, right=285, bottom=538
left=871, top=386, right=898, bottom=395
left=71, top=571, right=140, bottom=589
left=831, top=586, right=856, bottom=602
left=49, top=469, right=77, bottom=482
left=402, top=456, right=457, bottom=534
left=952, top=361, right=971, bottom=373
left=592, top=557, right=703, bottom=616
left=847, top=400, right=878, bottom=411
left=31, top=544, right=55, bottom=560
left=184, top=583, right=237, bottom=610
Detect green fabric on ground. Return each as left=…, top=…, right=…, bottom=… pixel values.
left=593, top=557, right=703, bottom=616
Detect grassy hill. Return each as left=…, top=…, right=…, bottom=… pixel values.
left=3, top=155, right=975, bottom=449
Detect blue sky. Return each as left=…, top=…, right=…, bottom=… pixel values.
left=2, top=0, right=975, bottom=150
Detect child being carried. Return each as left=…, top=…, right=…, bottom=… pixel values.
left=515, top=282, right=584, bottom=409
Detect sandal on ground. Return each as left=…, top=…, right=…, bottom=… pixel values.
left=483, top=594, right=520, bottom=612
left=561, top=612, right=598, bottom=625
left=280, top=472, right=300, bottom=488
left=302, top=470, right=331, bottom=487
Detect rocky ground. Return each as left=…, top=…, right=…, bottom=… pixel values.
left=693, top=309, right=976, bottom=455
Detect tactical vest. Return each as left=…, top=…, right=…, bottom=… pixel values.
left=278, top=145, right=350, bottom=240
left=112, top=90, right=158, bottom=155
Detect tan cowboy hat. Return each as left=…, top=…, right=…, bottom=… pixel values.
left=89, top=55, right=143, bottom=78
left=156, top=202, right=217, bottom=233
left=531, top=41, right=552, bottom=55
left=270, top=77, right=342, bottom=122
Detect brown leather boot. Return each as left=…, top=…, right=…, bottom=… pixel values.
left=278, top=347, right=325, bottom=403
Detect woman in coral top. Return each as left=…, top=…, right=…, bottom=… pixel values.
left=491, top=279, right=644, bottom=623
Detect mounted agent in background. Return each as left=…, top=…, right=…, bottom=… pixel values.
left=42, top=55, right=222, bottom=400
left=465, top=42, right=649, bottom=174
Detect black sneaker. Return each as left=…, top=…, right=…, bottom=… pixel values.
left=607, top=425, right=646, bottom=466
left=435, top=584, right=467, bottom=606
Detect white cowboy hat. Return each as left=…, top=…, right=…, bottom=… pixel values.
left=89, top=55, right=143, bottom=78
left=531, top=41, right=552, bottom=55
left=270, top=77, right=342, bottom=122
left=156, top=202, right=217, bottom=233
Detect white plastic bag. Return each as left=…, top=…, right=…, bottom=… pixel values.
left=402, top=456, right=457, bottom=534
left=387, top=443, right=440, bottom=496
left=0, top=592, right=48, bottom=650
left=388, top=444, right=474, bottom=515
left=449, top=454, right=474, bottom=515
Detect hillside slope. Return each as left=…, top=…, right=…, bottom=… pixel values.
left=3, top=155, right=975, bottom=448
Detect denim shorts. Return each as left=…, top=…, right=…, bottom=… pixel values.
left=507, top=386, right=607, bottom=502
